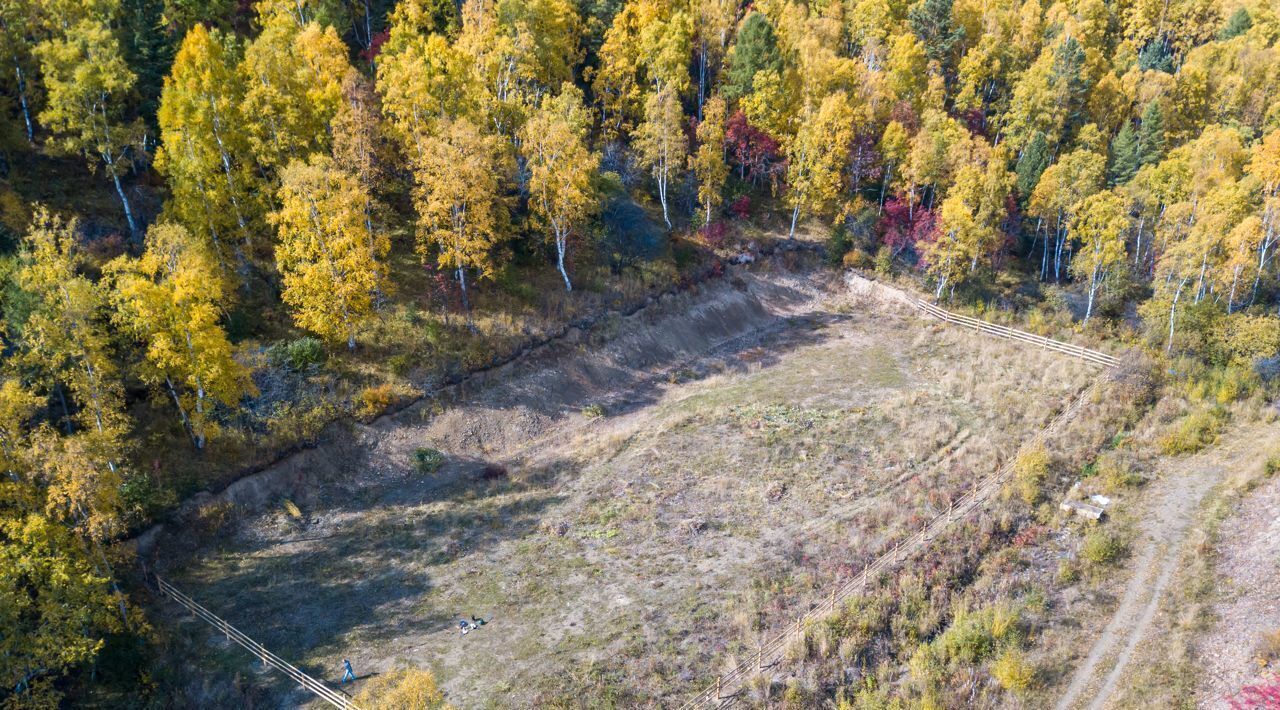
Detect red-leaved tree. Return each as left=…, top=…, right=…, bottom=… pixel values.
left=725, top=111, right=784, bottom=189
left=878, top=198, right=936, bottom=257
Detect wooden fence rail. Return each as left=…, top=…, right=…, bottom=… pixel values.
left=911, top=299, right=1121, bottom=369
left=678, top=302, right=1119, bottom=708
left=154, top=575, right=360, bottom=710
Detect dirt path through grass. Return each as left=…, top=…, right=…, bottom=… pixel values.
left=1195, top=436, right=1280, bottom=707
left=1055, top=428, right=1260, bottom=710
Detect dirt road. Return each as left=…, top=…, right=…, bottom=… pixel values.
left=1056, top=424, right=1274, bottom=710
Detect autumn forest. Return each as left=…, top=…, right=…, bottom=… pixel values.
left=3, top=0, right=1280, bottom=705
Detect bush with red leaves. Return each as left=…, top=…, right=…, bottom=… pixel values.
left=729, top=195, right=752, bottom=220
left=725, top=111, right=784, bottom=188
left=877, top=198, right=936, bottom=257
left=361, top=30, right=389, bottom=63
left=700, top=221, right=729, bottom=248
left=1229, top=676, right=1280, bottom=709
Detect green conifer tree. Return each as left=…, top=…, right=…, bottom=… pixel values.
left=1108, top=122, right=1140, bottom=186
left=1016, top=131, right=1051, bottom=200
left=1137, top=102, right=1167, bottom=167
left=723, top=12, right=781, bottom=100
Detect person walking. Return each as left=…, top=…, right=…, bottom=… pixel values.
left=341, top=658, right=356, bottom=684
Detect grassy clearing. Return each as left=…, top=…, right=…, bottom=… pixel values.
left=159, top=286, right=1094, bottom=708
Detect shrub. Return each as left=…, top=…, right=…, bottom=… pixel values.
left=1258, top=629, right=1280, bottom=666
left=413, top=447, right=445, bottom=474
left=1266, top=456, right=1280, bottom=477
left=266, top=400, right=339, bottom=447
left=481, top=463, right=508, bottom=480
left=356, top=383, right=415, bottom=420
left=1012, top=446, right=1051, bottom=505
left=355, top=668, right=451, bottom=710
left=1159, top=408, right=1224, bottom=455
left=581, top=403, right=606, bottom=418
left=842, top=249, right=872, bottom=269
left=1082, top=528, right=1128, bottom=567
left=268, top=336, right=327, bottom=371
left=699, top=221, right=729, bottom=248
left=991, top=648, right=1036, bottom=693
left=1227, top=675, right=1280, bottom=710
left=1215, top=313, right=1280, bottom=367
left=932, top=604, right=1021, bottom=666
left=1096, top=453, right=1142, bottom=491
left=119, top=471, right=175, bottom=526
left=874, top=245, right=893, bottom=274
left=729, top=195, right=751, bottom=219
left=281, top=498, right=303, bottom=522
left=1057, top=559, right=1080, bottom=583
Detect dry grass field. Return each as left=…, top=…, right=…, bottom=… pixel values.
left=154, top=263, right=1097, bottom=708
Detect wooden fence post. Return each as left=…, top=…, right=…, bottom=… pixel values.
left=716, top=675, right=722, bottom=700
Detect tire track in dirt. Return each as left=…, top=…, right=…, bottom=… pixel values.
left=1055, top=431, right=1255, bottom=710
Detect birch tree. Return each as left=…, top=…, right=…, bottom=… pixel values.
left=412, top=117, right=509, bottom=310
left=107, top=223, right=255, bottom=448
left=691, top=93, right=728, bottom=224
left=520, top=84, right=599, bottom=292
left=34, top=18, right=143, bottom=239
left=635, top=84, right=685, bottom=230
left=1069, top=190, right=1130, bottom=322
left=239, top=15, right=350, bottom=173
left=785, top=92, right=856, bottom=239
left=16, top=209, right=128, bottom=539
left=155, top=24, right=261, bottom=272
left=272, top=156, right=386, bottom=350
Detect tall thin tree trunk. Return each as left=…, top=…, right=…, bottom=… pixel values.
left=165, top=375, right=198, bottom=448
left=789, top=204, right=800, bottom=239
left=658, top=169, right=671, bottom=228
left=1167, top=277, right=1188, bottom=353
left=13, top=59, right=33, bottom=144
left=555, top=230, right=572, bottom=291
left=109, top=169, right=138, bottom=240
left=1085, top=262, right=1100, bottom=322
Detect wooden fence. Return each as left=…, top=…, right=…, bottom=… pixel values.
left=911, top=299, right=1121, bottom=369
left=154, top=575, right=360, bottom=710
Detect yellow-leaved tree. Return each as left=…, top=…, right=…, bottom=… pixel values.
left=520, top=84, right=599, bottom=291
left=784, top=92, right=857, bottom=239
left=34, top=16, right=143, bottom=239
left=155, top=24, right=262, bottom=273
left=456, top=0, right=584, bottom=138
left=16, top=210, right=129, bottom=545
left=0, top=379, right=38, bottom=481
left=1069, top=190, right=1131, bottom=322
left=634, top=84, right=686, bottom=230
left=272, top=155, right=387, bottom=350
left=691, top=93, right=729, bottom=225
left=413, top=117, right=510, bottom=310
left=922, top=146, right=1015, bottom=299
left=240, top=14, right=351, bottom=172
left=107, top=223, right=256, bottom=449
left=376, top=28, right=478, bottom=164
